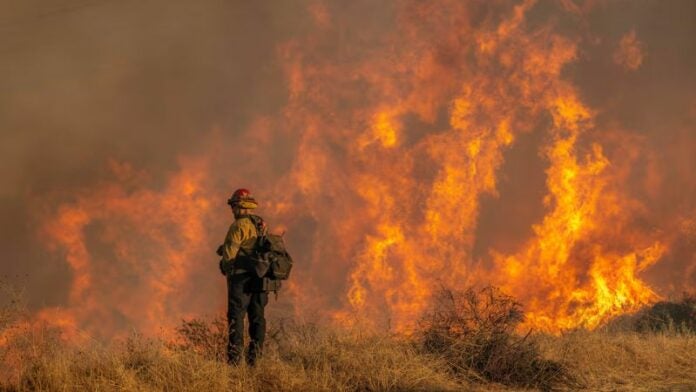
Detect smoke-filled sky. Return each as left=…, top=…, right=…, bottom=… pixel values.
left=1, top=0, right=299, bottom=297
left=1, top=0, right=695, bottom=337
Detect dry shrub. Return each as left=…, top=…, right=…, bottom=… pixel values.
left=634, top=293, right=696, bottom=333
left=261, top=319, right=461, bottom=391
left=605, top=293, right=696, bottom=334
left=172, top=315, right=228, bottom=361
left=417, top=286, right=577, bottom=391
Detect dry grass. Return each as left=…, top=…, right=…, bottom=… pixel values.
left=2, top=316, right=462, bottom=391
left=538, top=330, right=696, bottom=391
left=2, top=282, right=695, bottom=392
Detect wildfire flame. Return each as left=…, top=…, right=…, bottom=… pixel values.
left=18, top=0, right=694, bottom=339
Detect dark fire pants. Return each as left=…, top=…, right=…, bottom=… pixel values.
left=226, top=272, right=268, bottom=364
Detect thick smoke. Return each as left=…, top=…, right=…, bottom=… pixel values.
left=0, top=0, right=304, bottom=306
left=1, top=0, right=694, bottom=337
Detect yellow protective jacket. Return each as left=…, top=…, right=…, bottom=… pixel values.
left=221, top=216, right=260, bottom=273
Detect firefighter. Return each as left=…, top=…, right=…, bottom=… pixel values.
left=217, top=188, right=268, bottom=366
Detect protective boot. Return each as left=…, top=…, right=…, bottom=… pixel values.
left=227, top=344, right=243, bottom=366
left=246, top=340, right=262, bottom=366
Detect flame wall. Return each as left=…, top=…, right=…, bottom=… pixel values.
left=1, top=0, right=694, bottom=338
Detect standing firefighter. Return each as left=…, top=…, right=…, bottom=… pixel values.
left=217, top=188, right=275, bottom=366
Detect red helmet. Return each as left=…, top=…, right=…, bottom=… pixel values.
left=227, top=188, right=257, bottom=208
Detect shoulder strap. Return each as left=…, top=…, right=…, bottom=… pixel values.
left=246, top=214, right=266, bottom=237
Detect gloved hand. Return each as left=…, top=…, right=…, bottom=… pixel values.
left=219, top=258, right=228, bottom=276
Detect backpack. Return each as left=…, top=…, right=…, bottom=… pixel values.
left=246, top=215, right=293, bottom=281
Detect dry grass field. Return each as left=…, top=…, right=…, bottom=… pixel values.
left=2, top=286, right=694, bottom=391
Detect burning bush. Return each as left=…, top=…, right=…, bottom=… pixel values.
left=417, top=286, right=578, bottom=391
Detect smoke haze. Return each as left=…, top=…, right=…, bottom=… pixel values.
left=1, top=0, right=301, bottom=303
